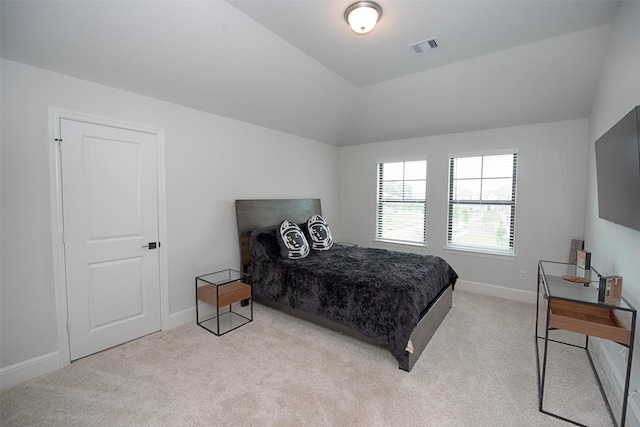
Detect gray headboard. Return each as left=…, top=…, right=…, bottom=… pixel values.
left=235, top=199, right=321, bottom=270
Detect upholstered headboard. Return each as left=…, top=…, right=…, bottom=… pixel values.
left=235, top=199, right=322, bottom=271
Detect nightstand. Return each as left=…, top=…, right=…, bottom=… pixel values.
left=196, top=269, right=252, bottom=336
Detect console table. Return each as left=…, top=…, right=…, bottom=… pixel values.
left=536, top=260, right=636, bottom=426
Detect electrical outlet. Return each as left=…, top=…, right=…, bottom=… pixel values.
left=520, top=270, right=527, bottom=280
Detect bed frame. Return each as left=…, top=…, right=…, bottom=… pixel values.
left=235, top=198, right=452, bottom=372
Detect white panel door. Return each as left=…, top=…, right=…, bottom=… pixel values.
left=61, top=119, right=161, bottom=361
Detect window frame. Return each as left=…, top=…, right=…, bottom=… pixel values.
left=446, top=150, right=518, bottom=256
left=375, top=158, right=428, bottom=246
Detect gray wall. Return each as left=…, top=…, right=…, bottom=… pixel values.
left=0, top=59, right=339, bottom=379
left=337, top=119, right=589, bottom=301
left=584, top=2, right=640, bottom=423
left=2, top=4, right=639, bottom=409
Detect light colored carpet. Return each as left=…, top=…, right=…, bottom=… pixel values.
left=1, top=291, right=614, bottom=426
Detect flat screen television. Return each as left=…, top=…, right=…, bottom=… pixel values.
left=594, top=105, right=640, bottom=232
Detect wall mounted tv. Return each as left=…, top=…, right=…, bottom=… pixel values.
left=594, top=105, right=640, bottom=232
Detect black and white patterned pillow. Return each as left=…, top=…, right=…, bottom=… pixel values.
left=276, top=220, right=310, bottom=259
left=306, top=215, right=333, bottom=250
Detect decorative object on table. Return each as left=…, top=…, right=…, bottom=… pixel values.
left=568, top=239, right=584, bottom=264
left=598, top=276, right=623, bottom=304
left=562, top=275, right=591, bottom=285
left=576, top=249, right=591, bottom=270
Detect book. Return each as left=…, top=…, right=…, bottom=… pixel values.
left=598, top=276, right=623, bottom=304
left=576, top=250, right=591, bottom=270
left=569, top=239, right=584, bottom=264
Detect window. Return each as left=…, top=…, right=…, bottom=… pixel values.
left=447, top=152, right=518, bottom=255
left=376, top=160, right=427, bottom=245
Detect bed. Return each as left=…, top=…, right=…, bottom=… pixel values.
left=235, top=198, right=458, bottom=371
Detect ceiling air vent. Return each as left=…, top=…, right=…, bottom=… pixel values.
left=409, top=37, right=440, bottom=55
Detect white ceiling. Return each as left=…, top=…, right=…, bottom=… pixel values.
left=0, top=0, right=622, bottom=146
left=229, top=0, right=618, bottom=87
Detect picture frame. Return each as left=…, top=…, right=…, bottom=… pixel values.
left=569, top=239, right=584, bottom=264
left=576, top=249, right=591, bottom=270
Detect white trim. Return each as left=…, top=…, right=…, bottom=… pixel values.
left=48, top=111, right=71, bottom=368
left=167, top=302, right=240, bottom=330
left=0, top=352, right=60, bottom=390
left=48, top=107, right=169, bottom=367
left=156, top=128, right=170, bottom=331
left=446, top=151, right=519, bottom=257
left=589, top=339, right=640, bottom=427
left=455, top=279, right=536, bottom=304
left=167, top=307, right=195, bottom=329
left=375, top=154, right=428, bottom=164
left=448, top=147, right=520, bottom=158
left=374, top=238, right=427, bottom=248
left=375, top=158, right=428, bottom=245
left=459, top=280, right=638, bottom=426
left=443, top=247, right=518, bottom=261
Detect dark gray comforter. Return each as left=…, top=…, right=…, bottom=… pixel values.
left=247, top=228, right=458, bottom=362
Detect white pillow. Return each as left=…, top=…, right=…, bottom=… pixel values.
left=306, top=215, right=333, bottom=250
left=276, top=220, right=310, bottom=259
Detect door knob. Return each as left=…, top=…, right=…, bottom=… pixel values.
left=142, top=242, right=160, bottom=249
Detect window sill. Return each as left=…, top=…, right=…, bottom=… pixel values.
left=374, top=239, right=427, bottom=250
left=443, top=247, right=517, bottom=261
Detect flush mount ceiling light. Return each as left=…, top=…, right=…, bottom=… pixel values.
left=344, top=1, right=382, bottom=35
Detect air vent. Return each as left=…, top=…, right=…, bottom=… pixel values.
left=409, top=37, right=440, bottom=55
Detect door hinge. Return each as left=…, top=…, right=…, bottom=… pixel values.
left=61, top=232, right=66, bottom=245
left=66, top=321, right=71, bottom=333
left=55, top=138, right=63, bottom=153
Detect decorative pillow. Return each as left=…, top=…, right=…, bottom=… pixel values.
left=276, top=220, right=310, bottom=259
left=249, top=227, right=280, bottom=260
left=306, top=215, right=333, bottom=250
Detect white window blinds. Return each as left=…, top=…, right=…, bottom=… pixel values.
left=376, top=160, right=427, bottom=245
left=447, top=153, right=518, bottom=254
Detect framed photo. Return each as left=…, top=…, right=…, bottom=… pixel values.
left=576, top=249, right=591, bottom=270
left=569, top=239, right=584, bottom=264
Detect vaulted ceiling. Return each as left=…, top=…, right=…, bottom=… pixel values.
left=0, top=1, right=621, bottom=146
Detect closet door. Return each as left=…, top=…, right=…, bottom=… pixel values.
left=60, top=119, right=161, bottom=360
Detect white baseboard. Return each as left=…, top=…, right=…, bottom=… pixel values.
left=167, top=303, right=220, bottom=329
left=0, top=351, right=61, bottom=391
left=455, top=279, right=537, bottom=304
left=6, top=283, right=634, bottom=427
left=166, top=306, right=195, bottom=329
left=1, top=280, right=529, bottom=391
left=457, top=279, right=639, bottom=425
left=589, top=338, right=640, bottom=427
left=1, top=309, right=197, bottom=390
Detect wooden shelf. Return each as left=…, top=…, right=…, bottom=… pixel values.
left=197, top=281, right=251, bottom=308
left=549, top=299, right=631, bottom=345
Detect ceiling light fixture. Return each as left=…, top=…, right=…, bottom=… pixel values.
left=344, top=1, right=382, bottom=35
